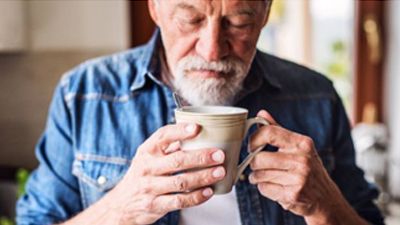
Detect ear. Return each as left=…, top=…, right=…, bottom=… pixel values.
left=148, top=0, right=160, bottom=26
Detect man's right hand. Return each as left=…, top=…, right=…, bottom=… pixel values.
left=107, top=123, right=226, bottom=225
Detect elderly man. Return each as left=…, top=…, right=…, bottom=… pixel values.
left=17, top=0, right=384, bottom=225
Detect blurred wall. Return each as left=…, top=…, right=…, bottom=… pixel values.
left=385, top=0, right=400, bottom=198
left=0, top=0, right=129, bottom=169
left=28, top=0, right=129, bottom=51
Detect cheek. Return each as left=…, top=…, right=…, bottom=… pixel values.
left=228, top=27, right=263, bottom=62
left=229, top=37, right=258, bottom=63
left=160, top=25, right=198, bottom=70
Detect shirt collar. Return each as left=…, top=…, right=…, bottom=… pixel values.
left=130, top=29, right=282, bottom=93
left=233, top=50, right=282, bottom=103
left=130, top=29, right=163, bottom=92
left=252, top=50, right=282, bottom=90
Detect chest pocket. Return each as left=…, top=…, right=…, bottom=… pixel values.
left=72, top=153, right=130, bottom=208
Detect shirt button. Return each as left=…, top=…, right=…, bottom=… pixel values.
left=97, top=176, right=107, bottom=185
left=239, top=174, right=246, bottom=181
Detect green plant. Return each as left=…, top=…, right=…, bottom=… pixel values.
left=326, top=40, right=349, bottom=79
left=0, top=168, right=30, bottom=225
left=324, top=39, right=352, bottom=114
left=0, top=216, right=14, bottom=225
left=16, top=168, right=29, bottom=198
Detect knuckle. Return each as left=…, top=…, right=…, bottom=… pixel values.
left=155, top=142, right=168, bottom=152
left=264, top=127, right=276, bottom=142
left=192, top=192, right=203, bottom=205
left=137, top=159, right=154, bottom=176
left=142, top=179, right=156, bottom=194
left=173, top=195, right=186, bottom=209
left=298, top=137, right=314, bottom=151
left=171, top=154, right=184, bottom=169
left=173, top=175, right=188, bottom=192
left=171, top=155, right=184, bottom=169
left=134, top=158, right=154, bottom=176
left=186, top=195, right=198, bottom=208
left=142, top=197, right=155, bottom=212
left=141, top=166, right=152, bottom=176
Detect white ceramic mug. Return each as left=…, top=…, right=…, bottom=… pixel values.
left=175, top=106, right=269, bottom=194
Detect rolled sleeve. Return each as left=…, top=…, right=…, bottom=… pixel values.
left=331, top=94, right=384, bottom=225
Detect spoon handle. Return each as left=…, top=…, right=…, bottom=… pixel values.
left=173, top=92, right=183, bottom=108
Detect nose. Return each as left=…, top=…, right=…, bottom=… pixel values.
left=195, top=20, right=230, bottom=62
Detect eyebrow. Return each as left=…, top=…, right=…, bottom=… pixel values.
left=170, top=2, right=257, bottom=18
left=171, top=2, right=200, bottom=17
left=227, top=8, right=257, bottom=17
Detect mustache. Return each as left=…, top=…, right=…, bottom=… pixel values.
left=177, top=56, right=246, bottom=74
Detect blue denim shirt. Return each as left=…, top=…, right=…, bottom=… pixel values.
left=16, top=31, right=384, bottom=225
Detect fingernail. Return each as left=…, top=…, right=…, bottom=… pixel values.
left=202, top=188, right=213, bottom=197
left=212, top=167, right=225, bottom=178
left=249, top=173, right=255, bottom=184
left=185, top=124, right=197, bottom=133
left=212, top=150, right=224, bottom=162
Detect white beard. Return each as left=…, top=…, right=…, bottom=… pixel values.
left=171, top=55, right=250, bottom=106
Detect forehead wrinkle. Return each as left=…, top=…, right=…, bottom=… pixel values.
left=171, top=2, right=199, bottom=17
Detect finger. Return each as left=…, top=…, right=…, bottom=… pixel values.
left=249, top=125, right=306, bottom=150
left=164, top=141, right=181, bottom=154
left=257, top=182, right=285, bottom=202
left=257, top=110, right=279, bottom=126
left=150, top=148, right=225, bottom=175
left=142, top=123, right=200, bottom=155
left=144, top=166, right=226, bottom=195
left=250, top=151, right=302, bottom=171
left=154, top=187, right=214, bottom=213
left=249, top=169, right=302, bottom=186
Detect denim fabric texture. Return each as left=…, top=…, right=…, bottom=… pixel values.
left=16, top=30, right=384, bottom=225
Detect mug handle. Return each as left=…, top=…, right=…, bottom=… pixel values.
left=234, top=116, right=269, bottom=184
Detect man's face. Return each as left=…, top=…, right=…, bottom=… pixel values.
left=149, top=0, right=269, bottom=105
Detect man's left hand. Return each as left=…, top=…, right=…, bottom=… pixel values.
left=248, top=110, right=342, bottom=219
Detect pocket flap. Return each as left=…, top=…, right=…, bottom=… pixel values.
left=72, top=153, right=130, bottom=192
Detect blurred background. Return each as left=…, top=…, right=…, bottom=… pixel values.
left=0, top=0, right=399, bottom=224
